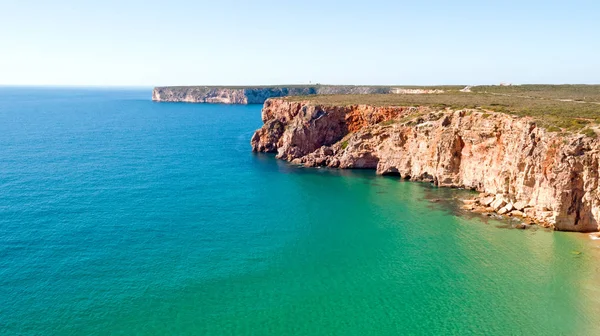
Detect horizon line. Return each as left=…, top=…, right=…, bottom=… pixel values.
left=2, top=83, right=600, bottom=89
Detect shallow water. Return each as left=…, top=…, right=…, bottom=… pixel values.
left=1, top=88, right=599, bottom=335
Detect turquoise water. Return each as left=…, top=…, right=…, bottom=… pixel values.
left=1, top=88, right=599, bottom=335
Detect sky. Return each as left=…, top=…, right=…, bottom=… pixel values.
left=1, top=0, right=598, bottom=86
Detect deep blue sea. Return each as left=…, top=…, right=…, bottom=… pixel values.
left=1, top=88, right=600, bottom=335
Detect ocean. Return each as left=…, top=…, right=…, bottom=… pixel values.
left=1, top=87, right=599, bottom=335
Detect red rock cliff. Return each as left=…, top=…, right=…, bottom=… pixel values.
left=251, top=98, right=600, bottom=232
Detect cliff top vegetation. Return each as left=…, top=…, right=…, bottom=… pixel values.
left=285, top=85, right=600, bottom=132
left=155, top=84, right=465, bottom=90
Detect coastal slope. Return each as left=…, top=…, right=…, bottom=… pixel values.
left=251, top=94, right=600, bottom=232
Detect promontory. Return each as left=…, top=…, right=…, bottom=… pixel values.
left=251, top=85, right=600, bottom=233
left=151, top=85, right=448, bottom=104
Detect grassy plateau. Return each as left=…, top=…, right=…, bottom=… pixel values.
left=285, top=85, right=600, bottom=133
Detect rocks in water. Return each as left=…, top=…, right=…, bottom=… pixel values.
left=461, top=204, right=475, bottom=210
left=423, top=194, right=555, bottom=229
left=515, top=223, right=529, bottom=230
left=498, top=207, right=509, bottom=215
left=512, top=210, right=525, bottom=217
left=472, top=206, right=490, bottom=214
left=461, top=200, right=477, bottom=210
left=453, top=195, right=546, bottom=228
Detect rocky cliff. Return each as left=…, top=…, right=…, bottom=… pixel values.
left=152, top=86, right=396, bottom=104
left=251, top=98, right=600, bottom=232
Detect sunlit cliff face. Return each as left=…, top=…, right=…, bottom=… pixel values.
left=252, top=99, right=600, bottom=232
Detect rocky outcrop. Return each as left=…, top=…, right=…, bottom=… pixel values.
left=251, top=98, right=600, bottom=232
left=153, top=87, right=249, bottom=104
left=153, top=86, right=402, bottom=104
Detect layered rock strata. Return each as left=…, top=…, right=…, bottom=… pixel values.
left=153, top=86, right=396, bottom=104
left=251, top=98, right=600, bottom=232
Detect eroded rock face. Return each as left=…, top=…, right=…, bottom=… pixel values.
left=152, top=86, right=395, bottom=104
left=153, top=87, right=250, bottom=104
left=251, top=99, right=600, bottom=232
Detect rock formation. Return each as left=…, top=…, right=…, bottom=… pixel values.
left=251, top=98, right=600, bottom=232
left=152, top=86, right=432, bottom=104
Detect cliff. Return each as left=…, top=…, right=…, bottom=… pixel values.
left=152, top=86, right=398, bottom=104
left=251, top=97, right=600, bottom=232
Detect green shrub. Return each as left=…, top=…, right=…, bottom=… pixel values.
left=582, top=128, right=597, bottom=138
left=547, top=126, right=561, bottom=132
left=286, top=85, right=600, bottom=132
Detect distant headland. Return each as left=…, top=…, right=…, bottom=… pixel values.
left=151, top=85, right=459, bottom=104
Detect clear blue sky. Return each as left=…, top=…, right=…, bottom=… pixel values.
left=1, top=0, right=598, bottom=86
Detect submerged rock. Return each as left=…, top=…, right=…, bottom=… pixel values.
left=515, top=223, right=529, bottom=230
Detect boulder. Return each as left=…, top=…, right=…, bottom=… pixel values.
left=511, top=210, right=525, bottom=217
left=472, top=206, right=490, bottom=214
left=491, top=197, right=507, bottom=211
left=498, top=207, right=509, bottom=215
left=481, top=196, right=495, bottom=206
left=513, top=201, right=527, bottom=211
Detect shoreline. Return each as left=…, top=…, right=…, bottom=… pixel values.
left=460, top=193, right=552, bottom=230
left=287, top=158, right=600, bottom=239
left=251, top=96, right=600, bottom=233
